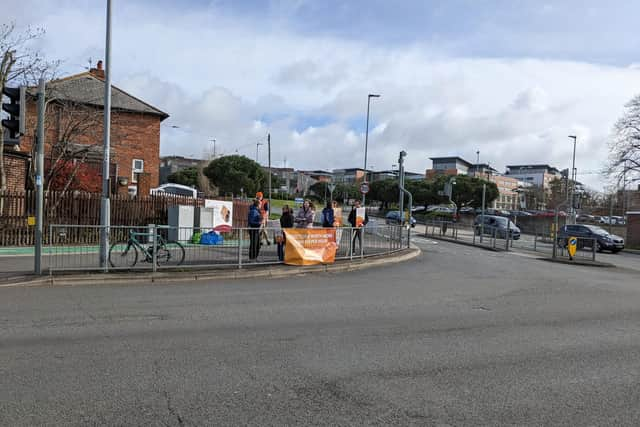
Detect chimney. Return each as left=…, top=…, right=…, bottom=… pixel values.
left=89, top=60, right=105, bottom=79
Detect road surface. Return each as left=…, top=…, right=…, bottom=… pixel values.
left=1, top=237, right=640, bottom=425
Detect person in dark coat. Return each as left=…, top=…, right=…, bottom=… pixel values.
left=248, top=199, right=262, bottom=260
left=348, top=200, right=369, bottom=255
left=321, top=201, right=335, bottom=228
left=277, top=205, right=294, bottom=261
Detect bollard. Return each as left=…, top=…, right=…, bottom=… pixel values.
left=592, top=238, right=596, bottom=262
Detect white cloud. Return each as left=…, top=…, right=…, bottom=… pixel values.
left=6, top=0, right=640, bottom=190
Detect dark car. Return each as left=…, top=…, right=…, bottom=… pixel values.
left=556, top=224, right=624, bottom=253
left=385, top=211, right=417, bottom=227
left=473, top=215, right=520, bottom=240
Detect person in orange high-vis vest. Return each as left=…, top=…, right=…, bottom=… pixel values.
left=256, top=192, right=271, bottom=245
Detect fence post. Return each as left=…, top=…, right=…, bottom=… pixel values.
left=592, top=238, right=596, bottom=262
left=360, top=227, right=364, bottom=259
left=407, top=225, right=411, bottom=248
left=534, top=233, right=537, bottom=252
left=492, top=227, right=497, bottom=249
left=349, top=228, right=354, bottom=261
left=505, top=229, right=509, bottom=251
left=389, top=226, right=393, bottom=254
left=473, top=225, right=476, bottom=245
left=150, top=224, right=157, bottom=273
left=238, top=228, right=243, bottom=269
left=48, top=224, right=53, bottom=275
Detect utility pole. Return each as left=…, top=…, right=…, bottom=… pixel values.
left=476, top=150, right=480, bottom=177
left=267, top=134, right=271, bottom=214
left=209, top=138, right=216, bottom=160
left=568, top=135, right=577, bottom=224
left=34, top=78, right=45, bottom=275
left=256, top=142, right=263, bottom=164
left=99, top=0, right=112, bottom=270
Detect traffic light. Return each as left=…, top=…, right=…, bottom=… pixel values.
left=2, top=86, right=26, bottom=143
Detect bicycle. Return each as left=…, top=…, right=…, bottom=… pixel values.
left=109, top=228, right=185, bottom=268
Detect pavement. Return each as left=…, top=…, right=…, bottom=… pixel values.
left=2, top=237, right=640, bottom=425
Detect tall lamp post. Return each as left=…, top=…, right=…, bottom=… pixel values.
left=99, top=0, right=112, bottom=269
left=568, top=135, right=577, bottom=224
left=362, top=93, right=381, bottom=205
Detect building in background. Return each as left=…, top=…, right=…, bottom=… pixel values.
left=505, top=164, right=562, bottom=189
left=159, top=156, right=204, bottom=184
left=332, top=168, right=369, bottom=184
left=296, top=170, right=333, bottom=196
left=2, top=60, right=169, bottom=194
left=426, top=157, right=473, bottom=178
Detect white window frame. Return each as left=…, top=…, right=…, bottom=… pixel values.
left=131, top=159, right=144, bottom=182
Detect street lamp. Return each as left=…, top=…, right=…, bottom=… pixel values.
left=363, top=93, right=381, bottom=205
left=568, top=135, right=577, bottom=223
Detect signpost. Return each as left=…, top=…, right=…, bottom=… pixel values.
left=360, top=182, right=370, bottom=195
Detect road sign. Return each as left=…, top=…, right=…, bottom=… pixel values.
left=568, top=236, right=578, bottom=259
left=360, top=182, right=370, bottom=194
left=294, top=197, right=304, bottom=204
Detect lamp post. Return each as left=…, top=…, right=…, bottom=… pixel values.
left=568, top=135, right=577, bottom=224
left=362, top=93, right=381, bottom=205
left=99, top=0, right=112, bottom=270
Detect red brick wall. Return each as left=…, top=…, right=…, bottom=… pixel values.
left=2, top=152, right=29, bottom=191
left=19, top=97, right=162, bottom=191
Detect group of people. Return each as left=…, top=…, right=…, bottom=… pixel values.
left=247, top=193, right=369, bottom=262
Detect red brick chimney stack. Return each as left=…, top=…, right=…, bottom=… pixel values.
left=89, top=60, right=105, bottom=79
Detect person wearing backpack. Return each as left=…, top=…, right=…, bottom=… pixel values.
left=277, top=205, right=294, bottom=261
left=248, top=199, right=262, bottom=260
left=321, top=201, right=335, bottom=228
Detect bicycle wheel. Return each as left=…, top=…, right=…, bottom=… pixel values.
left=109, top=240, right=138, bottom=268
left=155, top=241, right=185, bottom=266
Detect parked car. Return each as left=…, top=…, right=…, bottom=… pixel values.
left=151, top=183, right=198, bottom=198
left=599, top=216, right=611, bottom=225
left=411, top=205, right=427, bottom=214
left=459, top=206, right=475, bottom=214
left=556, top=224, right=624, bottom=253
left=511, top=210, right=533, bottom=217
left=385, top=211, right=417, bottom=227
left=576, top=214, right=595, bottom=222
left=473, top=215, right=521, bottom=240
left=427, top=205, right=455, bottom=214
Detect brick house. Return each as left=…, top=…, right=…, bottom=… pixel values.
left=3, top=61, right=169, bottom=194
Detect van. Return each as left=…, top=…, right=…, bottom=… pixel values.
left=151, top=183, right=198, bottom=198
left=474, top=215, right=520, bottom=240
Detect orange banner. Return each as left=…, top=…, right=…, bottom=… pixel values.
left=283, top=228, right=337, bottom=265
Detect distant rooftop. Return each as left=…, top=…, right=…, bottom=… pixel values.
left=506, top=164, right=560, bottom=174
left=429, top=156, right=473, bottom=167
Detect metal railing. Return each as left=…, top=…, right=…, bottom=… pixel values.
left=47, top=224, right=410, bottom=273
left=423, top=220, right=515, bottom=251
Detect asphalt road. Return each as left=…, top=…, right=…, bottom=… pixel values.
left=2, top=238, right=640, bottom=425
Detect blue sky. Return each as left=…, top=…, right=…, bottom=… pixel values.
left=6, top=0, right=640, bottom=188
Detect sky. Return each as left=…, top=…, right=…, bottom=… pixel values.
left=5, top=0, right=640, bottom=190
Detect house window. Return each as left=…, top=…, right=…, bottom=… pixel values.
left=132, top=159, right=144, bottom=182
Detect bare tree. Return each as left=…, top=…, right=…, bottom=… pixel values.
left=0, top=22, right=56, bottom=193
left=608, top=94, right=640, bottom=186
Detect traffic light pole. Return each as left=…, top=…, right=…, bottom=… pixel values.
left=34, top=79, right=45, bottom=275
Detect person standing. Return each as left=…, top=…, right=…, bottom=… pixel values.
left=348, top=200, right=369, bottom=255
left=277, top=205, right=294, bottom=261
left=321, top=201, right=335, bottom=228
left=256, top=192, right=271, bottom=245
left=295, top=200, right=315, bottom=228
left=248, top=198, right=262, bottom=260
